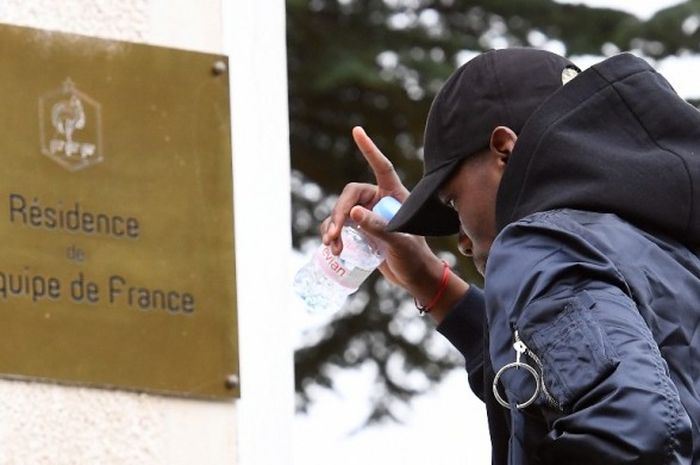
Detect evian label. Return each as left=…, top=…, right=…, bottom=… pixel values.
left=315, top=245, right=372, bottom=289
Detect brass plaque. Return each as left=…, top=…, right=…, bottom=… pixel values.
left=0, top=24, right=239, bottom=399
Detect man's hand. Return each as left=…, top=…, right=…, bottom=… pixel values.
left=320, top=126, right=409, bottom=255
left=320, top=127, right=469, bottom=322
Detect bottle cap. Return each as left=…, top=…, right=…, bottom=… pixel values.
left=372, top=196, right=402, bottom=221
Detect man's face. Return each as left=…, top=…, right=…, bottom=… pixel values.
left=438, top=148, right=508, bottom=276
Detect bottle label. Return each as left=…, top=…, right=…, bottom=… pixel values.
left=314, top=245, right=372, bottom=289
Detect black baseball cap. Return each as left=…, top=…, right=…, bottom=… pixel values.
left=386, top=48, right=579, bottom=236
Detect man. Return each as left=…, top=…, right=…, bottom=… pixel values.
left=321, top=48, right=700, bottom=464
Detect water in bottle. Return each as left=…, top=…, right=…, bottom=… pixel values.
left=293, top=196, right=401, bottom=314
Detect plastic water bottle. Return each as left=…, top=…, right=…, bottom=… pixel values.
left=294, top=196, right=402, bottom=314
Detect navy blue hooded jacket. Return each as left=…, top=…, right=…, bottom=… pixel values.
left=437, top=53, right=700, bottom=464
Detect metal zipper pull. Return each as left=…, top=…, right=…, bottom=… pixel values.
left=513, top=332, right=527, bottom=365
left=492, top=331, right=541, bottom=410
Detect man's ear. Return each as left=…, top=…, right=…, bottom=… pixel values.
left=489, top=126, right=518, bottom=166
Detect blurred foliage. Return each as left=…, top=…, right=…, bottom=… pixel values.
left=288, top=0, right=700, bottom=426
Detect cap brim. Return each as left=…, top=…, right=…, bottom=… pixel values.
left=386, top=159, right=461, bottom=236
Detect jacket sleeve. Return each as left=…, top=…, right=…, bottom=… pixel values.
left=437, top=286, right=487, bottom=400
left=486, top=218, right=693, bottom=464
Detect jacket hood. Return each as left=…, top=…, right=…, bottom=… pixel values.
left=496, top=53, right=700, bottom=247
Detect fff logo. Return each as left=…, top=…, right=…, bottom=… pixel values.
left=39, top=78, right=104, bottom=172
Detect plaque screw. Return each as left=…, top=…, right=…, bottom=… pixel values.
left=212, top=60, right=228, bottom=75
left=225, top=374, right=239, bottom=389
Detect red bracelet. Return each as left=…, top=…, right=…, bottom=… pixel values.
left=414, top=261, right=450, bottom=315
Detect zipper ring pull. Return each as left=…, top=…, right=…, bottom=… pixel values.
left=513, top=340, right=527, bottom=365
left=492, top=361, right=541, bottom=410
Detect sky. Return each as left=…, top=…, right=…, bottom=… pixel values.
left=557, top=0, right=685, bottom=19
left=292, top=2, right=698, bottom=464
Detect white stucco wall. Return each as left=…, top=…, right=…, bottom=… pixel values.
left=224, top=1, right=295, bottom=465
left=0, top=1, right=293, bottom=464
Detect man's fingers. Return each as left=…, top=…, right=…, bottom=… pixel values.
left=352, top=126, right=407, bottom=197
left=349, top=205, right=390, bottom=241
left=328, top=182, right=378, bottom=238
left=320, top=182, right=380, bottom=256
left=320, top=217, right=345, bottom=254
left=320, top=217, right=333, bottom=244
left=321, top=126, right=409, bottom=256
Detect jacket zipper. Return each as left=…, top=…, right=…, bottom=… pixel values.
left=513, top=330, right=562, bottom=411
